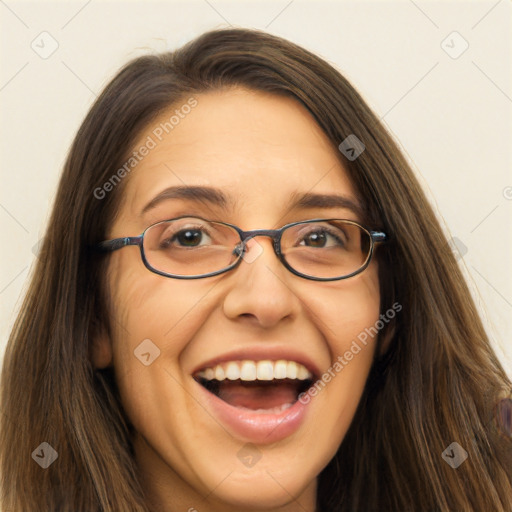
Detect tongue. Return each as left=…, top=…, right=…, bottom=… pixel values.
left=217, top=381, right=299, bottom=410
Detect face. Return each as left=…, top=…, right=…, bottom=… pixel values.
left=93, top=88, right=381, bottom=512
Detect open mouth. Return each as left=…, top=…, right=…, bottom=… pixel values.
left=193, top=360, right=315, bottom=413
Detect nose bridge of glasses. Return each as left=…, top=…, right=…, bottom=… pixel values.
left=236, top=228, right=282, bottom=258
left=239, top=228, right=281, bottom=243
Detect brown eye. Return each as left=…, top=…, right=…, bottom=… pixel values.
left=158, top=223, right=213, bottom=250
left=303, top=231, right=327, bottom=247
left=297, top=228, right=345, bottom=248
left=173, top=229, right=204, bottom=247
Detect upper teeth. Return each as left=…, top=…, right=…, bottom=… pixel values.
left=196, top=360, right=312, bottom=382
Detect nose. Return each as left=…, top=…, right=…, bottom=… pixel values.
left=222, top=237, right=301, bottom=329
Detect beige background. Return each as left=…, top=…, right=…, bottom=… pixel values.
left=1, top=0, right=511, bottom=375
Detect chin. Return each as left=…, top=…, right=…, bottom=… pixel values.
left=200, top=468, right=316, bottom=510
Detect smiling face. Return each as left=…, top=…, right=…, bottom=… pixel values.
left=92, top=88, right=381, bottom=512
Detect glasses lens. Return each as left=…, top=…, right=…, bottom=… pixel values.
left=142, top=218, right=241, bottom=277
left=281, top=220, right=371, bottom=279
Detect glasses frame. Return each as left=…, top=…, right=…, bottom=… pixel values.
left=96, top=216, right=387, bottom=281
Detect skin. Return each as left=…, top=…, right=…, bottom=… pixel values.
left=92, top=88, right=381, bottom=512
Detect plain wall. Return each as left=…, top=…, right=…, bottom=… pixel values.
left=1, top=0, right=511, bottom=374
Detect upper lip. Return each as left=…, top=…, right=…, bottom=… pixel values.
left=191, top=346, right=321, bottom=380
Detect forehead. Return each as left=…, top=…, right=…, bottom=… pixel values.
left=118, top=87, right=359, bottom=223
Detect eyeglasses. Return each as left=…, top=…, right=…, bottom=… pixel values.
left=96, top=216, right=387, bottom=281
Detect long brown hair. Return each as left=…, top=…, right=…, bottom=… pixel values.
left=1, top=28, right=511, bottom=511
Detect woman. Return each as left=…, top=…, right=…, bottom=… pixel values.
left=1, top=28, right=510, bottom=512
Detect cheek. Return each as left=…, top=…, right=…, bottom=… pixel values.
left=300, top=265, right=380, bottom=437
left=305, top=263, right=380, bottom=354
left=108, top=253, right=217, bottom=358
left=105, top=256, right=221, bottom=416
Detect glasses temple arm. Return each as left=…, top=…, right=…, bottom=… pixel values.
left=96, top=236, right=143, bottom=252
left=370, top=231, right=387, bottom=243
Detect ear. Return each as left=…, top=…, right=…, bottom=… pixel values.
left=90, top=318, right=113, bottom=369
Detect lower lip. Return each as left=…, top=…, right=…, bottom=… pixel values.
left=194, top=380, right=312, bottom=444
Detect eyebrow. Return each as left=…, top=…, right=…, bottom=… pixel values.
left=141, top=186, right=228, bottom=214
left=140, top=185, right=364, bottom=219
left=288, top=191, right=365, bottom=219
